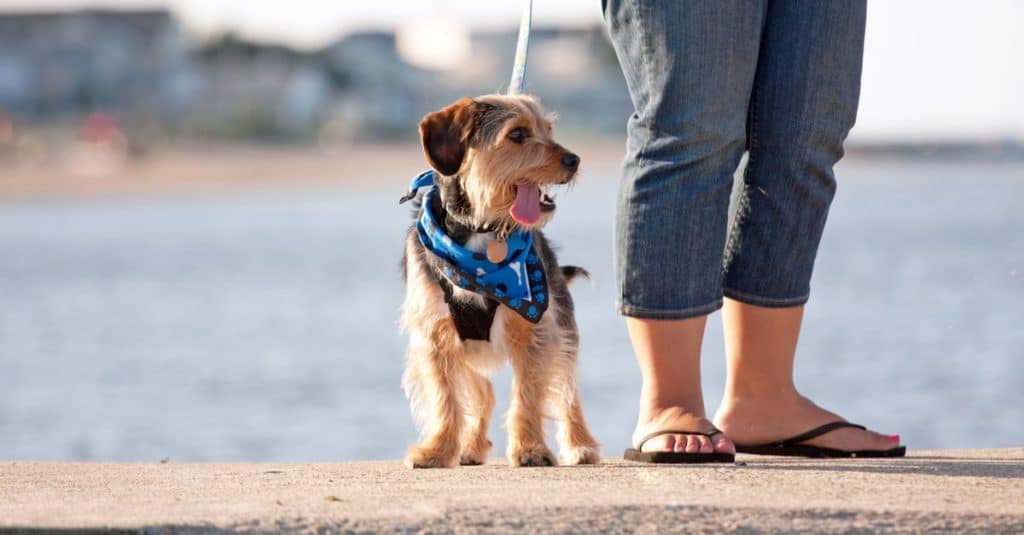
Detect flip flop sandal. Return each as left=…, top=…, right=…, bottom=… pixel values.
left=624, top=428, right=736, bottom=464
left=735, top=421, right=906, bottom=458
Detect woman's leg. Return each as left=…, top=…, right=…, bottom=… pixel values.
left=714, top=1, right=898, bottom=450
left=604, top=0, right=764, bottom=453
left=627, top=317, right=732, bottom=453
left=716, top=301, right=897, bottom=450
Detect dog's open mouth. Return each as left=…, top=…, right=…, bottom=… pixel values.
left=540, top=191, right=556, bottom=212
left=510, top=182, right=557, bottom=225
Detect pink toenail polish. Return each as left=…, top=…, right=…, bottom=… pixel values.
left=887, top=434, right=900, bottom=443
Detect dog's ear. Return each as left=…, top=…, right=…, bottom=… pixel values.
left=419, top=98, right=478, bottom=176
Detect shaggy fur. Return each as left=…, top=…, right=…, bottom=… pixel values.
left=400, top=94, right=601, bottom=468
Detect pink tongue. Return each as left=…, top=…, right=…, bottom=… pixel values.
left=510, top=182, right=541, bottom=225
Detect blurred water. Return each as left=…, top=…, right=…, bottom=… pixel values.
left=1, top=158, right=1022, bottom=461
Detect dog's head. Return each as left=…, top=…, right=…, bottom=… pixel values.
left=419, top=94, right=579, bottom=231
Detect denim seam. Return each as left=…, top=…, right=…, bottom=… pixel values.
left=722, top=287, right=809, bottom=308
left=616, top=0, right=652, bottom=303
left=617, top=0, right=643, bottom=302
left=630, top=0, right=652, bottom=169
left=721, top=181, right=748, bottom=277
left=617, top=298, right=724, bottom=320
left=723, top=78, right=760, bottom=278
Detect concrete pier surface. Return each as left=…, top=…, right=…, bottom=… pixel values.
left=2, top=449, right=1022, bottom=533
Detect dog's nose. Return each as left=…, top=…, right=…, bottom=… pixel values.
left=560, top=152, right=580, bottom=171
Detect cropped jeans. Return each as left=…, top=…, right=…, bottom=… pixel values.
left=603, top=0, right=867, bottom=319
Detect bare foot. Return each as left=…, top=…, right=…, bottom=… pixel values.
left=714, top=393, right=899, bottom=451
left=633, top=406, right=736, bottom=455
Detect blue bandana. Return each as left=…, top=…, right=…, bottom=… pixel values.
left=403, top=170, right=548, bottom=324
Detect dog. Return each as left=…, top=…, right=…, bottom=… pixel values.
left=398, top=94, right=601, bottom=468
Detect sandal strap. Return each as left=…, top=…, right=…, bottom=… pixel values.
left=776, top=421, right=867, bottom=447
left=634, top=428, right=724, bottom=449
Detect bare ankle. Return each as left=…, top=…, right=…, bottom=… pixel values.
left=638, top=389, right=707, bottom=421
left=636, top=404, right=710, bottom=430
left=722, top=381, right=801, bottom=408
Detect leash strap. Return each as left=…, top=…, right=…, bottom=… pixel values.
left=508, top=0, right=533, bottom=94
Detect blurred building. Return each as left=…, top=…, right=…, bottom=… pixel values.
left=0, top=9, right=195, bottom=122
left=0, top=8, right=631, bottom=143
left=189, top=33, right=331, bottom=139
left=322, top=25, right=631, bottom=141
left=321, top=31, right=444, bottom=141
left=451, top=26, right=631, bottom=136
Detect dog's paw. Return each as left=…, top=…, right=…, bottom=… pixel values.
left=405, top=445, right=459, bottom=469
left=459, top=452, right=486, bottom=466
left=508, top=443, right=558, bottom=467
left=560, top=445, right=601, bottom=465
left=460, top=439, right=492, bottom=466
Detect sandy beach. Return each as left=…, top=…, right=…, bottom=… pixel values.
left=2, top=449, right=1022, bottom=533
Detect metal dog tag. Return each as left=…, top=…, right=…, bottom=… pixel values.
left=486, top=239, right=508, bottom=263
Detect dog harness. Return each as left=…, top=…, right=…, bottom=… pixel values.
left=402, top=170, right=549, bottom=341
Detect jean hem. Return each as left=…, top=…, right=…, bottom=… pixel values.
left=617, top=298, right=723, bottom=320
left=722, top=287, right=809, bottom=308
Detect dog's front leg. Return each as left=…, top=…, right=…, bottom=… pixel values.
left=556, top=384, right=602, bottom=465
left=403, top=323, right=466, bottom=469
left=504, top=320, right=557, bottom=467
left=459, top=370, right=495, bottom=465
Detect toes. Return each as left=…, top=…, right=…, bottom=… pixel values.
left=876, top=431, right=901, bottom=447
left=642, top=434, right=677, bottom=453
left=643, top=433, right=725, bottom=454
left=819, top=427, right=902, bottom=452
left=851, top=429, right=899, bottom=451
left=713, top=433, right=737, bottom=455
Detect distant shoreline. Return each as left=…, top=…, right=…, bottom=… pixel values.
left=847, top=140, right=1024, bottom=160
left=2, top=140, right=1021, bottom=203
left=0, top=141, right=630, bottom=203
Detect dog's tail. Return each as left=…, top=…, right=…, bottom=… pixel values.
left=561, top=266, right=591, bottom=286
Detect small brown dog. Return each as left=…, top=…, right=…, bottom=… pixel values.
left=399, top=94, right=601, bottom=468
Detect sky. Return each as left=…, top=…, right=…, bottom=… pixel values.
left=2, top=0, right=1022, bottom=142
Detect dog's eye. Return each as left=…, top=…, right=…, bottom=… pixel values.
left=507, top=127, right=528, bottom=144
